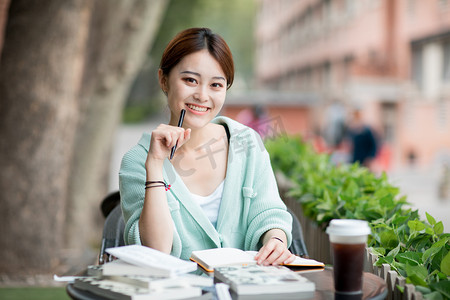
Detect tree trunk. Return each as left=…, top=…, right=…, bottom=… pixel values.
left=0, top=0, right=92, bottom=275
left=0, top=0, right=167, bottom=278
left=0, top=0, right=10, bottom=55
left=64, top=0, right=168, bottom=268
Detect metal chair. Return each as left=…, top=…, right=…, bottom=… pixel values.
left=287, top=207, right=309, bottom=257
left=98, top=191, right=125, bottom=265
left=97, top=191, right=308, bottom=263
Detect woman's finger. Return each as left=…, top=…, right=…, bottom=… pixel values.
left=283, top=253, right=296, bottom=265
left=261, top=245, right=284, bottom=265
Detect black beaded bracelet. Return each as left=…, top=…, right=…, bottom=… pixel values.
left=145, top=180, right=171, bottom=191
left=271, top=237, right=284, bottom=244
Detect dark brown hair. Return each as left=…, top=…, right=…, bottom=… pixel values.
left=159, top=28, right=234, bottom=89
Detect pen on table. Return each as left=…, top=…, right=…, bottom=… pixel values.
left=170, top=109, right=186, bottom=160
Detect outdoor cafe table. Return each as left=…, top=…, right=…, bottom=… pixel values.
left=66, top=267, right=387, bottom=300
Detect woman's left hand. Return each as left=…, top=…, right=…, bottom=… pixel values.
left=254, top=236, right=296, bottom=266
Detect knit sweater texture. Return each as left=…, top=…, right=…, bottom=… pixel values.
left=119, top=116, right=292, bottom=260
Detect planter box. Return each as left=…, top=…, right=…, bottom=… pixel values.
left=365, top=249, right=424, bottom=300
left=283, top=196, right=424, bottom=300
left=284, top=196, right=332, bottom=264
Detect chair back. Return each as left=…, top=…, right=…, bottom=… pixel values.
left=98, top=192, right=125, bottom=264
left=97, top=191, right=308, bottom=263
left=287, top=207, right=309, bottom=257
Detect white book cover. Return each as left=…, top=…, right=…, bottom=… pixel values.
left=214, top=264, right=315, bottom=296
left=106, top=245, right=198, bottom=277
left=101, top=259, right=171, bottom=277
left=105, top=273, right=213, bottom=290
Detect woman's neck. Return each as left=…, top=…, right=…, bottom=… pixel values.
left=179, top=123, right=217, bottom=154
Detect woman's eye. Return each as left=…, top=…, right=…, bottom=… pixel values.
left=211, top=82, right=224, bottom=88
left=184, top=77, right=197, bottom=84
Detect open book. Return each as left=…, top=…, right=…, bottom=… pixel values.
left=190, top=248, right=324, bottom=273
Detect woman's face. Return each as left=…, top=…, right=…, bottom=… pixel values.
left=161, top=49, right=227, bottom=129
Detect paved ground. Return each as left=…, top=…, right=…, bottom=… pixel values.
left=388, top=167, right=450, bottom=232
left=110, top=121, right=450, bottom=233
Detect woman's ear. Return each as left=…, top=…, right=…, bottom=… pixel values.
left=158, top=69, right=168, bottom=95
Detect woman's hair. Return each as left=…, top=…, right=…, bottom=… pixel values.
left=159, top=27, right=234, bottom=89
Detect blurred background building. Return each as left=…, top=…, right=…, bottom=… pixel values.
left=224, top=0, right=450, bottom=171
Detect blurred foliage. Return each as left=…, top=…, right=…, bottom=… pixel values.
left=265, top=135, right=450, bottom=299
left=124, top=0, right=256, bottom=123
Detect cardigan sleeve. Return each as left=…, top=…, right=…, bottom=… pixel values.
left=240, top=131, right=293, bottom=250
left=119, top=144, right=147, bottom=246
left=118, top=137, right=183, bottom=257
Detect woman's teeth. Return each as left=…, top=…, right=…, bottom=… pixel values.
left=187, top=104, right=207, bottom=112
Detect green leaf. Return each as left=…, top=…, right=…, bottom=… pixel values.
left=405, top=263, right=428, bottom=280
left=406, top=274, right=428, bottom=287
left=407, top=233, right=433, bottom=251
left=415, top=285, right=431, bottom=294
left=431, top=237, right=449, bottom=249
left=387, top=244, right=401, bottom=258
left=423, top=246, right=444, bottom=265
left=408, top=220, right=426, bottom=232
left=430, top=281, right=450, bottom=300
left=426, top=212, right=437, bottom=225
left=441, top=251, right=450, bottom=276
left=424, top=291, right=444, bottom=300
left=430, top=247, right=449, bottom=274
left=345, top=180, right=359, bottom=198
left=434, top=221, right=444, bottom=235
left=396, top=252, right=422, bottom=266
left=375, top=256, right=394, bottom=266
left=369, top=247, right=386, bottom=257
left=379, top=230, right=399, bottom=249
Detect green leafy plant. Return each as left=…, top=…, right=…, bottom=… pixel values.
left=265, top=135, right=450, bottom=299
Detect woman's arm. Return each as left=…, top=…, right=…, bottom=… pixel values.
left=138, top=124, right=190, bottom=253
left=254, top=228, right=296, bottom=265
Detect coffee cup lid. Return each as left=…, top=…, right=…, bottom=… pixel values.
left=326, top=219, right=371, bottom=236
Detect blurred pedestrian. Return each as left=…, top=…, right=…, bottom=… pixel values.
left=346, top=109, right=378, bottom=169
left=236, top=104, right=270, bottom=138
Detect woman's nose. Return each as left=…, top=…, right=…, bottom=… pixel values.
left=193, top=85, right=208, bottom=102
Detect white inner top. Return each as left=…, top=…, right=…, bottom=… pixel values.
left=189, top=180, right=224, bottom=228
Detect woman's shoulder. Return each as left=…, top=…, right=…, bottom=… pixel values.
left=120, top=133, right=151, bottom=167
left=213, top=116, right=259, bottom=139
left=213, top=116, right=266, bottom=158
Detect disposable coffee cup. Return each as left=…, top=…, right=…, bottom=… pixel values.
left=326, top=219, right=371, bottom=295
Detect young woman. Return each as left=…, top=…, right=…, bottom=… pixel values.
left=119, top=28, right=295, bottom=266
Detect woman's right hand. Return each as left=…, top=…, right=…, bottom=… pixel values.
left=146, top=124, right=191, bottom=163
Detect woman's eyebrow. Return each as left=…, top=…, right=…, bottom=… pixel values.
left=180, top=70, right=225, bottom=81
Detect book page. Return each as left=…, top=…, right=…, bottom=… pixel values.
left=245, top=251, right=324, bottom=267
left=190, top=248, right=256, bottom=271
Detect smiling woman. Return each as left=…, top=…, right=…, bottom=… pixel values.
left=119, top=27, right=295, bottom=267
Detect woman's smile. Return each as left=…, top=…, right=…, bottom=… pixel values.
left=186, top=103, right=209, bottom=114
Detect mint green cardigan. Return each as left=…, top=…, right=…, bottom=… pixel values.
left=119, top=116, right=292, bottom=260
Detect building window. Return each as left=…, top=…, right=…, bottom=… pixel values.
left=422, top=42, right=442, bottom=99
left=411, top=45, right=423, bottom=90
left=381, top=103, right=396, bottom=143
left=411, top=41, right=446, bottom=99
left=443, top=41, right=450, bottom=82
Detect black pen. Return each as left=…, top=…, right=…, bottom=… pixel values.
left=170, top=109, right=186, bottom=160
